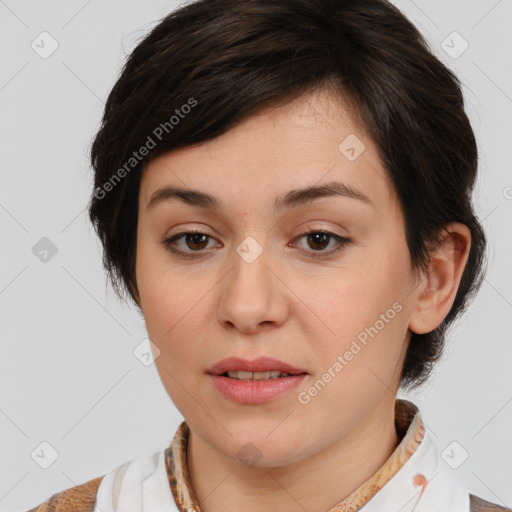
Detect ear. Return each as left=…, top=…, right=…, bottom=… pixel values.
left=408, top=222, right=471, bottom=335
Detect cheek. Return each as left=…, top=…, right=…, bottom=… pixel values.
left=296, top=266, right=397, bottom=341
left=140, top=279, right=202, bottom=348
left=298, top=252, right=409, bottom=372
left=136, top=241, right=186, bottom=327
left=307, top=286, right=406, bottom=411
left=136, top=253, right=209, bottom=360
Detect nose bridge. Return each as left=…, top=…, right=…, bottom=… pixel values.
left=217, top=233, right=286, bottom=331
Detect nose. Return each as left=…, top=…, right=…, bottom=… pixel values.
left=216, top=238, right=288, bottom=334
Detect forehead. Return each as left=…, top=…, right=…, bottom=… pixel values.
left=139, top=89, right=397, bottom=213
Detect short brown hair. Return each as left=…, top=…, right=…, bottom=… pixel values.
left=88, top=0, right=487, bottom=391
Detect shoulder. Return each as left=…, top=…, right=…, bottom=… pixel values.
left=23, top=449, right=171, bottom=512
left=24, top=474, right=104, bottom=512
left=470, top=493, right=512, bottom=511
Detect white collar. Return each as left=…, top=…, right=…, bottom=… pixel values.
left=94, top=450, right=178, bottom=512
left=357, top=428, right=470, bottom=512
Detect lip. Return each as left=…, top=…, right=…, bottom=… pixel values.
left=206, top=356, right=309, bottom=405
left=206, top=356, right=308, bottom=376
left=208, top=373, right=307, bottom=404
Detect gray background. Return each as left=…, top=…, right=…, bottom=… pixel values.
left=1, top=1, right=511, bottom=510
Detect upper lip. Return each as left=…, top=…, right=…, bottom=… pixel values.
left=207, top=356, right=308, bottom=376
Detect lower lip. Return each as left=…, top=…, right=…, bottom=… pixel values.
left=208, top=374, right=307, bottom=404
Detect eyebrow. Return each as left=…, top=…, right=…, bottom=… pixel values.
left=147, top=181, right=374, bottom=212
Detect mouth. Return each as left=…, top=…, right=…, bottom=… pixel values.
left=207, top=358, right=309, bottom=405
left=206, top=356, right=309, bottom=379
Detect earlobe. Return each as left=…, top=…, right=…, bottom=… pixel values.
left=408, top=223, right=471, bottom=335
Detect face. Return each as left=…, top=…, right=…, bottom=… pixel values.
left=134, top=89, right=422, bottom=467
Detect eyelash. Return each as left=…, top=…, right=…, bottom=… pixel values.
left=162, top=228, right=352, bottom=260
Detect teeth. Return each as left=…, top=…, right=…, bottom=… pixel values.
left=226, top=370, right=290, bottom=380
left=233, top=370, right=253, bottom=380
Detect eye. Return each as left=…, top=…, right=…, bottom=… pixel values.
left=162, top=228, right=352, bottom=260
left=163, top=228, right=217, bottom=259
left=292, top=229, right=352, bottom=259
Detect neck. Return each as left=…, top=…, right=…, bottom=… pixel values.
left=187, top=397, right=399, bottom=512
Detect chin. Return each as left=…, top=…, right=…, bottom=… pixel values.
left=222, top=431, right=306, bottom=469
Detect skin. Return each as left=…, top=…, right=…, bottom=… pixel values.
left=131, top=88, right=471, bottom=512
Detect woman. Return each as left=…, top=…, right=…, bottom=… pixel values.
left=24, top=0, right=510, bottom=510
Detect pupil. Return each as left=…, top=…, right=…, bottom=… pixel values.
left=309, top=232, right=329, bottom=250
left=187, top=233, right=208, bottom=250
